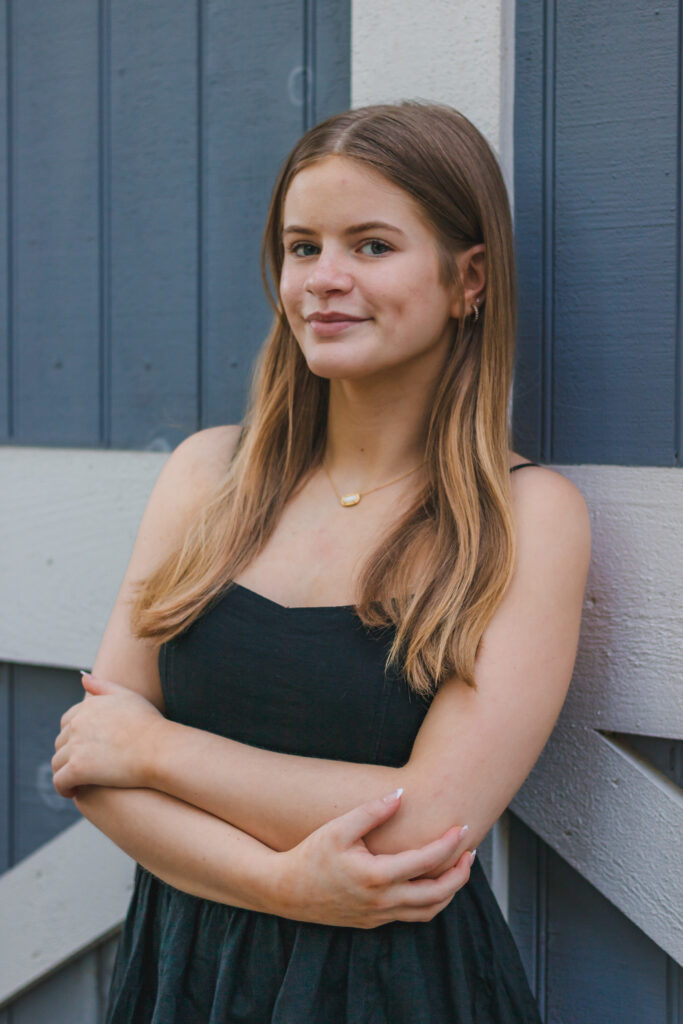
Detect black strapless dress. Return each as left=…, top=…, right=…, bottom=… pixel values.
left=104, top=569, right=543, bottom=1022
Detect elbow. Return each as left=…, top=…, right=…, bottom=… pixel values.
left=364, top=763, right=469, bottom=857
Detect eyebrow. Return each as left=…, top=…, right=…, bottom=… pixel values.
left=282, top=221, right=406, bottom=237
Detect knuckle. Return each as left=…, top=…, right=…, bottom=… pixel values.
left=362, top=862, right=384, bottom=888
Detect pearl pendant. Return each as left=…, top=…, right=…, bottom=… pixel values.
left=340, top=493, right=361, bottom=507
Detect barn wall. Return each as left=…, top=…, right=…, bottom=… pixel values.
left=0, top=0, right=350, bottom=1017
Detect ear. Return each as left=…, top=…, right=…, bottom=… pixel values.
left=450, top=244, right=486, bottom=319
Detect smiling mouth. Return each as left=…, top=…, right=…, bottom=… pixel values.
left=306, top=313, right=369, bottom=323
left=307, top=317, right=369, bottom=336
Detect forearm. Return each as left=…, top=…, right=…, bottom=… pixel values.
left=147, top=721, right=407, bottom=853
left=73, top=784, right=286, bottom=912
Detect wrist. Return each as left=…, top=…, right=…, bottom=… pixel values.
left=144, top=716, right=177, bottom=789
left=257, top=848, right=299, bottom=918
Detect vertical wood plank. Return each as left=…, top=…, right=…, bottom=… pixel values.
left=514, top=0, right=680, bottom=466
left=508, top=812, right=543, bottom=1003
left=108, top=1, right=200, bottom=450
left=0, top=664, right=10, bottom=873
left=551, top=0, right=677, bottom=465
left=201, top=0, right=308, bottom=430
left=11, top=0, right=101, bottom=445
left=0, top=3, right=9, bottom=441
left=97, top=934, right=121, bottom=1018
left=9, top=950, right=99, bottom=1024
left=545, top=844, right=671, bottom=1023
left=12, top=666, right=82, bottom=863
left=312, top=0, right=351, bottom=125
left=512, top=0, right=545, bottom=461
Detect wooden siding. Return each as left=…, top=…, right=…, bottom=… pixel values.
left=0, top=0, right=350, bottom=450
left=513, top=1, right=683, bottom=1018
left=0, top=0, right=350, bottom=1017
left=513, top=0, right=682, bottom=466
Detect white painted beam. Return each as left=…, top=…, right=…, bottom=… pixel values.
left=0, top=445, right=167, bottom=669
left=511, top=464, right=683, bottom=966
left=512, top=719, right=683, bottom=965
left=351, top=0, right=515, bottom=190
left=0, top=819, right=134, bottom=1009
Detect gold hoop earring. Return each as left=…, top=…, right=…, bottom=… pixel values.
left=471, top=301, right=480, bottom=323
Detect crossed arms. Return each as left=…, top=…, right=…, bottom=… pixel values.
left=53, top=427, right=590, bottom=926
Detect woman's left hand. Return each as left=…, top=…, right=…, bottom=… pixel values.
left=52, top=674, right=164, bottom=798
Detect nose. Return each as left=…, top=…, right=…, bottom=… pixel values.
left=305, top=250, right=353, bottom=296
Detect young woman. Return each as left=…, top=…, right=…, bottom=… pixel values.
left=53, top=101, right=590, bottom=1022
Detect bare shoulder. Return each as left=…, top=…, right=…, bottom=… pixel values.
left=509, top=462, right=591, bottom=576
left=166, top=424, right=242, bottom=497
left=89, top=425, right=242, bottom=702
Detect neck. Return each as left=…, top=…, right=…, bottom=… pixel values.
left=323, top=373, right=435, bottom=490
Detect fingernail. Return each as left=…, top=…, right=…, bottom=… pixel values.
left=469, top=849, right=477, bottom=865
left=382, top=787, right=403, bottom=803
left=458, top=825, right=470, bottom=841
left=79, top=669, right=90, bottom=676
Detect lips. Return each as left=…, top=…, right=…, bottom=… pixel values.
left=305, top=313, right=370, bottom=337
left=306, top=312, right=368, bottom=322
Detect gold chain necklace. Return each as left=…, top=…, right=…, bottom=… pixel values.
left=322, top=457, right=427, bottom=507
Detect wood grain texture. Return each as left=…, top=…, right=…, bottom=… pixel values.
left=511, top=465, right=683, bottom=965
left=108, top=2, right=200, bottom=450
left=12, top=665, right=83, bottom=863
left=509, top=814, right=683, bottom=1023
left=200, top=0, right=305, bottom=431
left=0, top=445, right=165, bottom=669
left=0, top=5, right=8, bottom=443
left=0, top=819, right=134, bottom=1009
left=0, top=0, right=350, bottom=452
left=0, top=666, right=9, bottom=874
left=9, top=951, right=100, bottom=1024
left=513, top=0, right=681, bottom=465
left=11, top=0, right=101, bottom=445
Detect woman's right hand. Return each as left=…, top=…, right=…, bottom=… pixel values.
left=272, top=789, right=474, bottom=928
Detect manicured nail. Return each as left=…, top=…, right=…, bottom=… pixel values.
left=458, top=825, right=470, bottom=841
left=469, top=849, right=477, bottom=865
left=79, top=669, right=91, bottom=676
left=382, top=787, right=403, bottom=803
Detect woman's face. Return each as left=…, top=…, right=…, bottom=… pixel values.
left=279, top=155, right=467, bottom=383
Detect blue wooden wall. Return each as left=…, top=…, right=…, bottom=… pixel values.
left=0, top=2, right=349, bottom=1019
left=0, top=0, right=349, bottom=452
left=513, top=0, right=682, bottom=467
left=512, top=0, right=682, bottom=1020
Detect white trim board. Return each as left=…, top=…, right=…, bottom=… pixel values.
left=351, top=0, right=513, bottom=188
left=0, top=819, right=134, bottom=1009
left=0, top=445, right=167, bottom=669
left=512, top=464, right=683, bottom=965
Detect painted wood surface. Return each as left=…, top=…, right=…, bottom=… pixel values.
left=0, top=1, right=350, bottom=1016
left=510, top=465, right=683, bottom=965
left=0, top=820, right=134, bottom=1009
left=0, top=445, right=164, bottom=670
left=513, top=0, right=681, bottom=466
left=509, top=813, right=683, bottom=1024
left=0, top=0, right=349, bottom=450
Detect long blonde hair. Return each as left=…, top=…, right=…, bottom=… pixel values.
left=130, top=101, right=517, bottom=696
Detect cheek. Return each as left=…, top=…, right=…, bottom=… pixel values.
left=279, top=265, right=303, bottom=310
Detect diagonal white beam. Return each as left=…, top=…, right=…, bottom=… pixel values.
left=512, top=716, right=683, bottom=964
left=0, top=819, right=134, bottom=1009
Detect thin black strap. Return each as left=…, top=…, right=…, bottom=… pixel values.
left=509, top=462, right=541, bottom=472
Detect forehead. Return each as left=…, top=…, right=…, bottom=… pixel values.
left=282, top=155, right=428, bottom=231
